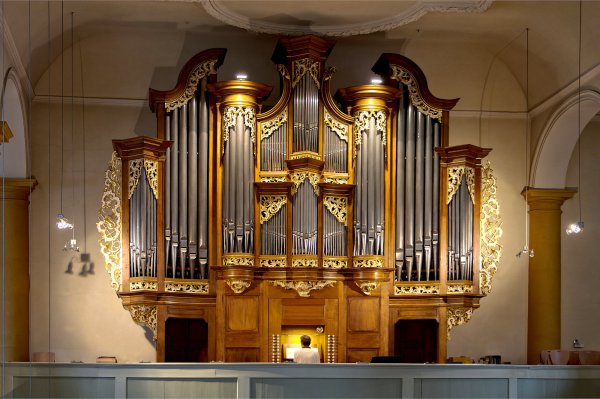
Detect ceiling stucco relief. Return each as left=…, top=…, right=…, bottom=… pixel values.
left=200, top=0, right=493, bottom=37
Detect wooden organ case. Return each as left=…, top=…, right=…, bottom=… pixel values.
left=98, top=36, right=502, bottom=363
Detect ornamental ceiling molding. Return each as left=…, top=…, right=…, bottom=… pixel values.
left=200, top=0, right=492, bottom=37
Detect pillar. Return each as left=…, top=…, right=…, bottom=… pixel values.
left=0, top=178, right=37, bottom=361
left=522, top=187, right=576, bottom=365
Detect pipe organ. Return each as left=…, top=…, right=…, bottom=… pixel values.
left=98, top=36, right=502, bottom=363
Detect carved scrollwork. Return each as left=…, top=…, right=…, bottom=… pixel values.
left=128, top=159, right=159, bottom=199
left=324, top=110, right=348, bottom=142
left=165, top=281, right=209, bottom=294
left=165, top=59, right=218, bottom=112
left=355, top=281, right=380, bottom=295
left=394, top=284, right=440, bottom=295
left=166, top=59, right=216, bottom=112
left=292, top=58, right=321, bottom=89
left=354, top=110, right=387, bottom=159
left=128, top=159, right=143, bottom=199
left=292, top=257, right=319, bottom=268
left=447, top=306, right=473, bottom=340
left=353, top=256, right=384, bottom=268
left=323, top=257, right=348, bottom=269
left=130, top=279, right=158, bottom=291
left=127, top=304, right=157, bottom=341
left=277, top=64, right=291, bottom=81
left=226, top=279, right=251, bottom=294
left=447, top=283, right=473, bottom=294
left=290, top=151, right=321, bottom=161
left=261, top=109, right=287, bottom=141
left=323, top=66, right=336, bottom=82
left=324, top=196, right=348, bottom=224
left=290, top=172, right=320, bottom=196
left=271, top=280, right=336, bottom=297
left=144, top=159, right=159, bottom=198
left=97, top=152, right=122, bottom=292
left=260, top=256, right=287, bottom=268
left=389, top=64, right=443, bottom=121
left=447, top=166, right=475, bottom=204
left=260, top=195, right=287, bottom=224
left=260, top=176, right=287, bottom=183
left=222, top=254, right=255, bottom=266
left=323, top=177, right=348, bottom=184
left=480, top=162, right=503, bottom=295
left=222, top=106, right=256, bottom=156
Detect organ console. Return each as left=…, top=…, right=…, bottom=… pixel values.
left=97, top=35, right=502, bottom=363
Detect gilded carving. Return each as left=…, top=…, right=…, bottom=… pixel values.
left=292, top=58, right=321, bottom=89
left=324, top=196, right=348, bottom=224
left=277, top=64, right=291, bottom=81
left=389, top=64, right=443, bottom=121
left=261, top=109, right=287, bottom=141
left=127, top=304, right=157, bottom=341
left=394, top=284, right=440, bottom=295
left=222, top=106, right=256, bottom=156
left=290, top=171, right=320, bottom=196
left=128, top=159, right=158, bottom=199
left=222, top=254, right=255, bottom=266
left=354, top=110, right=387, bottom=159
left=260, top=176, right=287, bottom=183
left=353, top=256, right=384, bottom=268
left=480, top=162, right=503, bottom=295
left=324, top=110, right=348, bottom=142
left=165, top=281, right=209, bottom=294
left=292, top=257, right=319, bottom=268
left=323, top=177, right=348, bottom=184
left=447, top=307, right=473, bottom=340
left=144, top=159, right=159, bottom=198
left=447, top=166, right=474, bottom=204
left=355, top=281, right=380, bottom=295
left=130, top=279, right=158, bottom=291
left=271, top=280, right=336, bottom=297
left=97, top=152, right=122, bottom=292
left=226, top=279, right=251, bottom=294
left=260, top=195, right=287, bottom=224
left=290, top=151, right=321, bottom=161
left=447, top=283, right=473, bottom=294
left=165, top=59, right=218, bottom=112
left=260, top=256, right=287, bottom=268
left=323, top=257, right=347, bottom=269
left=128, top=159, right=143, bottom=199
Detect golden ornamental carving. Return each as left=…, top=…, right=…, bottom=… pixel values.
left=128, top=159, right=159, bottom=199
left=290, top=171, right=320, bottom=196
left=291, top=257, right=319, bottom=268
left=260, top=195, right=287, bottom=224
left=260, top=176, right=287, bottom=183
left=323, top=177, right=348, bottom=184
left=260, top=256, right=287, bottom=268
left=292, top=58, right=321, bottom=89
left=354, top=110, right=387, bottom=159
left=130, top=279, right=158, bottom=291
left=222, top=106, right=256, bottom=156
left=353, top=256, right=384, bottom=268
left=144, top=159, right=159, bottom=198
left=480, top=162, right=503, bottom=296
left=323, top=257, right=347, bottom=269
left=271, top=280, right=336, bottom=297
left=127, top=304, right=158, bottom=341
left=165, top=58, right=218, bottom=112
left=447, top=307, right=473, bottom=340
left=261, top=109, right=287, bottom=141
left=394, top=284, right=440, bottom=295
left=226, top=279, right=251, bottom=294
left=447, top=283, right=473, bottom=294
left=277, top=64, right=291, bottom=81
left=446, top=166, right=475, bottom=204
left=128, top=159, right=143, bottom=199
left=355, top=281, right=380, bottom=296
left=389, top=64, right=443, bottom=121
left=165, top=280, right=209, bottom=294
left=323, top=66, right=336, bottom=82
left=324, top=110, right=348, bottom=142
left=323, top=196, right=348, bottom=224
left=222, top=254, right=255, bottom=266
left=97, top=152, right=122, bottom=292
left=290, top=151, right=321, bottom=161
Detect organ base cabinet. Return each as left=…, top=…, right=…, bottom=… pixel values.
left=99, top=35, right=503, bottom=363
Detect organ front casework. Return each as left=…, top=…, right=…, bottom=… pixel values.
left=98, top=36, right=502, bottom=363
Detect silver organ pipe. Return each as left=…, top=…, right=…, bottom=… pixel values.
left=198, top=81, right=209, bottom=278
left=293, top=73, right=319, bottom=153
left=447, top=177, right=474, bottom=281
left=395, top=94, right=442, bottom=282
left=261, top=204, right=287, bottom=255
left=129, top=168, right=157, bottom=278
left=170, top=110, right=179, bottom=276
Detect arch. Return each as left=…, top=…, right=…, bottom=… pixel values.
left=531, top=89, right=600, bottom=188
left=1, top=67, right=29, bottom=178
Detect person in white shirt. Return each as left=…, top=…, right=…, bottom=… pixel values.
left=293, top=335, right=320, bottom=364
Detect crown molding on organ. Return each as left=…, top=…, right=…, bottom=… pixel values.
left=199, top=0, right=493, bottom=37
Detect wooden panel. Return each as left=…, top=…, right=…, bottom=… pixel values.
left=225, top=348, right=260, bottom=362
left=347, top=332, right=380, bottom=349
left=347, top=349, right=379, bottom=363
left=394, top=307, right=439, bottom=320
left=281, top=303, right=325, bottom=325
left=347, top=297, right=380, bottom=332
left=225, top=332, right=261, bottom=348
left=226, top=296, right=259, bottom=331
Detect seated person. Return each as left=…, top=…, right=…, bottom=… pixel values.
left=293, top=335, right=320, bottom=364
